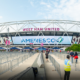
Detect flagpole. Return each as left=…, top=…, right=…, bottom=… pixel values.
left=7, top=28, right=9, bottom=52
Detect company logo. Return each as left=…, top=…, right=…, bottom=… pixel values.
left=21, top=37, right=64, bottom=44
left=56, top=37, right=64, bottom=43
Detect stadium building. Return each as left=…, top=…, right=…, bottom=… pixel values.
left=0, top=20, right=80, bottom=48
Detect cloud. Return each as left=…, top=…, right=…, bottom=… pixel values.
left=0, top=16, right=3, bottom=19
left=39, top=0, right=80, bottom=21
left=40, top=1, right=51, bottom=8
left=30, top=1, right=34, bottom=7
left=28, top=0, right=34, bottom=7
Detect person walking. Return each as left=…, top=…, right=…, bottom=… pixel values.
left=74, top=52, right=78, bottom=63
left=41, top=50, right=43, bottom=53
left=45, top=50, right=49, bottom=61
left=64, top=55, right=72, bottom=80
left=70, top=50, right=74, bottom=63
left=60, top=50, right=61, bottom=53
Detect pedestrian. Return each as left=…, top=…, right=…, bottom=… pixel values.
left=74, top=52, right=78, bottom=63
left=45, top=50, right=49, bottom=61
left=70, top=50, right=74, bottom=63
left=64, top=55, right=72, bottom=80
left=48, top=50, right=50, bottom=54
left=41, top=50, right=43, bottom=53
left=60, top=50, right=61, bottom=53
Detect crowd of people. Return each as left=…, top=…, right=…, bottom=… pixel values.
left=68, top=50, right=78, bottom=63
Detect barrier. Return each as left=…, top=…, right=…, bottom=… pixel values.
left=0, top=52, right=29, bottom=63
left=0, top=61, right=11, bottom=75
left=51, top=52, right=67, bottom=60
left=75, top=58, right=80, bottom=71
left=8, top=67, right=33, bottom=80
left=0, top=52, right=36, bottom=75
left=49, top=55, right=61, bottom=78
left=51, top=52, right=80, bottom=71
left=37, top=53, right=44, bottom=68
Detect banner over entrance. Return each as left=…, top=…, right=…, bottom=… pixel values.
left=12, top=36, right=72, bottom=44
left=23, top=28, right=60, bottom=31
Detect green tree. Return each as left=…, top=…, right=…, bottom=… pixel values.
left=65, top=44, right=80, bottom=52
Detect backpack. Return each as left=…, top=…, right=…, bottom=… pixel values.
left=32, top=67, right=38, bottom=78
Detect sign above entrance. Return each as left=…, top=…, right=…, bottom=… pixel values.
left=23, top=28, right=60, bottom=31
left=12, top=36, right=72, bottom=44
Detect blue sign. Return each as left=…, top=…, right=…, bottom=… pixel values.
left=12, top=36, right=72, bottom=44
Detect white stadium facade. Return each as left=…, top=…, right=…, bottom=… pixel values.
left=0, top=20, right=80, bottom=48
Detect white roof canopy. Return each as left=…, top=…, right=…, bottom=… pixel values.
left=0, top=20, right=80, bottom=34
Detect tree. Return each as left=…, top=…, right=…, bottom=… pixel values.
left=65, top=44, right=80, bottom=51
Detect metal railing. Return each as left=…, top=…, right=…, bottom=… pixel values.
left=0, top=52, right=35, bottom=75
left=0, top=52, right=30, bottom=63
left=50, top=52, right=67, bottom=60
left=74, top=57, right=80, bottom=71
left=49, top=55, right=61, bottom=78
left=50, top=52, right=80, bottom=71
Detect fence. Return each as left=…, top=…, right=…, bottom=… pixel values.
left=74, top=57, right=80, bottom=71
left=49, top=55, right=61, bottom=78
left=0, top=52, right=30, bottom=63
left=50, top=52, right=80, bottom=71
left=0, top=52, right=35, bottom=75
left=50, top=52, right=67, bottom=60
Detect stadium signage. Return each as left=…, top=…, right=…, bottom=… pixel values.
left=12, top=36, right=72, bottom=44
left=23, top=28, right=60, bottom=31
left=21, top=37, right=63, bottom=43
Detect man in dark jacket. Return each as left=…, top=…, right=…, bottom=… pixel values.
left=70, top=50, right=74, bottom=63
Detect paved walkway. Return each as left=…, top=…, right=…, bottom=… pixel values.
left=50, top=54, right=80, bottom=80
left=43, top=53, right=60, bottom=80
left=0, top=52, right=80, bottom=80
left=0, top=53, right=39, bottom=80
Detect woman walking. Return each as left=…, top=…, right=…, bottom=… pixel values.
left=74, top=52, right=78, bottom=63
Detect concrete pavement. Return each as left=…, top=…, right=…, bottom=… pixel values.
left=0, top=53, right=39, bottom=80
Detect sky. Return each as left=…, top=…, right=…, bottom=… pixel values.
left=0, top=0, right=80, bottom=23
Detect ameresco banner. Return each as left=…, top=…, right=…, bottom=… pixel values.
left=12, top=36, right=72, bottom=44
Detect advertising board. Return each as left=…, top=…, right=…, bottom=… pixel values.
left=12, top=36, right=72, bottom=45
